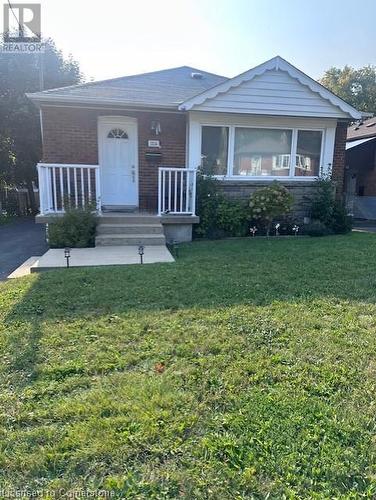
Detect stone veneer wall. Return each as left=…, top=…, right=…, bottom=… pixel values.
left=219, top=180, right=317, bottom=220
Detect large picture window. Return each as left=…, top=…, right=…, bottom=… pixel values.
left=234, top=128, right=292, bottom=176
left=200, top=125, right=323, bottom=178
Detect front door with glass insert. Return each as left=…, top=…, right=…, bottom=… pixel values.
left=98, top=117, right=138, bottom=208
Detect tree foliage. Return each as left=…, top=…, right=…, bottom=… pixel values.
left=0, top=36, right=82, bottom=207
left=320, top=65, right=376, bottom=114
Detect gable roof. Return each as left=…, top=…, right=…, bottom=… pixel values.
left=27, top=56, right=363, bottom=119
left=179, top=56, right=362, bottom=120
left=27, top=66, right=227, bottom=108
left=347, top=116, right=376, bottom=141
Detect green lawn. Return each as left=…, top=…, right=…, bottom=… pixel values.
left=1, top=234, right=376, bottom=498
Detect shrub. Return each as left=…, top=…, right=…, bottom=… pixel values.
left=48, top=207, right=97, bottom=248
left=331, top=201, right=353, bottom=234
left=309, top=177, right=352, bottom=235
left=194, top=172, right=224, bottom=239
left=304, top=221, right=333, bottom=237
left=249, top=182, right=294, bottom=236
left=310, top=176, right=335, bottom=227
left=194, top=172, right=249, bottom=238
left=217, top=198, right=249, bottom=237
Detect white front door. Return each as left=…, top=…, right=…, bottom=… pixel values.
left=98, top=117, right=138, bottom=208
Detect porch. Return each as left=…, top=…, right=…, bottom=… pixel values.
left=36, top=163, right=199, bottom=243
left=37, top=163, right=197, bottom=216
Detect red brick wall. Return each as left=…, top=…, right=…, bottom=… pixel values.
left=332, top=121, right=348, bottom=198
left=41, top=106, right=186, bottom=211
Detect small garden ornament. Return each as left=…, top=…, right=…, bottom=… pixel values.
left=292, top=224, right=299, bottom=236
left=249, top=182, right=293, bottom=237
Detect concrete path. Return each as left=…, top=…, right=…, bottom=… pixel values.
left=353, top=226, right=376, bottom=233
left=31, top=245, right=174, bottom=272
left=0, top=217, right=47, bottom=280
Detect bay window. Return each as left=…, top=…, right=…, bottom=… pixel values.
left=200, top=125, right=323, bottom=178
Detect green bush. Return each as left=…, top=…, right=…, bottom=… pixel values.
left=48, top=207, right=97, bottom=248
left=194, top=172, right=224, bottom=239
left=217, top=198, right=249, bottom=237
left=310, top=176, right=335, bottom=227
left=309, top=177, right=352, bottom=234
left=331, top=201, right=353, bottom=234
left=249, top=181, right=294, bottom=236
left=304, top=220, right=333, bottom=237
left=194, top=173, right=249, bottom=239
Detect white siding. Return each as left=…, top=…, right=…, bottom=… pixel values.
left=193, top=70, right=349, bottom=119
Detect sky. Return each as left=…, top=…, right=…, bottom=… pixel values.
left=4, top=0, right=376, bottom=82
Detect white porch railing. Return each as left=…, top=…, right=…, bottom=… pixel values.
left=158, top=167, right=197, bottom=216
left=37, top=163, right=101, bottom=215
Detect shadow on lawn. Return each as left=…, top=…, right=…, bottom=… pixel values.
left=4, top=233, right=376, bottom=327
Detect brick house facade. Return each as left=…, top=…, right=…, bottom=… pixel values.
left=42, top=107, right=186, bottom=211
left=29, top=57, right=362, bottom=233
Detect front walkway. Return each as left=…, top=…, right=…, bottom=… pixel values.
left=0, top=217, right=47, bottom=280
left=30, top=245, right=174, bottom=272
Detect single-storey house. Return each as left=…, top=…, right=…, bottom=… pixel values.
left=28, top=56, right=363, bottom=244
left=345, top=117, right=376, bottom=219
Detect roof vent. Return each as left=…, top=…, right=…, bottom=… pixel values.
left=191, top=72, right=203, bottom=80
left=366, top=122, right=376, bottom=127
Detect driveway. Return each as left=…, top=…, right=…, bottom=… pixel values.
left=0, top=217, right=48, bottom=280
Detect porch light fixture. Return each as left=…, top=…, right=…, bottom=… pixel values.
left=150, top=120, right=161, bottom=136
left=250, top=226, right=257, bottom=237
left=64, top=247, right=71, bottom=268
left=138, top=245, right=144, bottom=264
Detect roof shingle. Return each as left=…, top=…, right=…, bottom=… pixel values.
left=29, top=66, right=228, bottom=108
left=347, top=116, right=376, bottom=141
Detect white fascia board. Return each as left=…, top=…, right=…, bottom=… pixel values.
left=179, top=56, right=362, bottom=120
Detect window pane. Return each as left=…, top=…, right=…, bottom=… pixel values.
left=295, top=130, right=322, bottom=176
left=201, top=126, right=228, bottom=175
left=233, top=128, right=292, bottom=176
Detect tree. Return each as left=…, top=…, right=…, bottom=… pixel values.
left=0, top=36, right=82, bottom=211
left=320, top=65, right=376, bottom=115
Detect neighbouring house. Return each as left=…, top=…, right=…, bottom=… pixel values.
left=345, top=116, right=376, bottom=219
left=27, top=56, right=363, bottom=244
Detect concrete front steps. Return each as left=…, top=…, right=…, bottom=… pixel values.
left=95, top=213, right=166, bottom=246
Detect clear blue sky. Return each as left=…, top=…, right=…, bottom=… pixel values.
left=25, top=0, right=376, bottom=81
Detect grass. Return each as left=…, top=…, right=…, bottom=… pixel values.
left=0, top=213, right=15, bottom=225
left=1, top=233, right=376, bottom=498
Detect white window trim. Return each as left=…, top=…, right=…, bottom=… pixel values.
left=200, top=123, right=325, bottom=180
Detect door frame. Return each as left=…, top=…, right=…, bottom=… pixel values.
left=97, top=115, right=139, bottom=208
